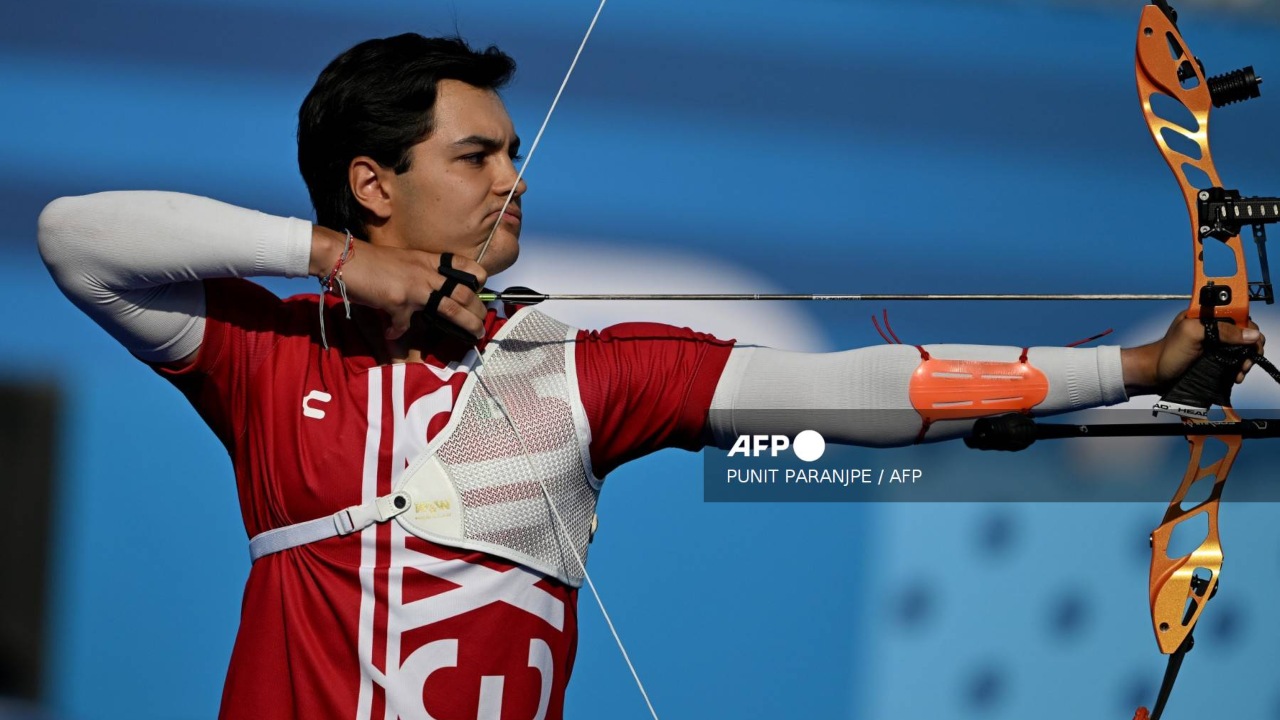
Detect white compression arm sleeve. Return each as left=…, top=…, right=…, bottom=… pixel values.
left=38, top=191, right=313, bottom=362
left=706, top=344, right=1128, bottom=448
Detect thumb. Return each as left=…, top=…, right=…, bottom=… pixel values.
left=1216, top=322, right=1261, bottom=346
left=385, top=311, right=411, bottom=340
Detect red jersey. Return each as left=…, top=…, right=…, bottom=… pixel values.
left=156, top=278, right=732, bottom=720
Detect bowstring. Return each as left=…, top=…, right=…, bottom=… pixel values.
left=471, top=356, right=660, bottom=719
left=473, top=2, right=661, bottom=716
left=475, top=0, right=608, bottom=264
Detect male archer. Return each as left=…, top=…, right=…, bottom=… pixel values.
left=37, top=34, right=1261, bottom=720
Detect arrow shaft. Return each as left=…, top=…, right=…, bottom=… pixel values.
left=479, top=292, right=1189, bottom=302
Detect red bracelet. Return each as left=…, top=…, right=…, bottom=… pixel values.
left=317, top=229, right=355, bottom=350
left=321, top=230, right=355, bottom=291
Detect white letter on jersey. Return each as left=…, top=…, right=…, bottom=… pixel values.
left=391, top=638, right=553, bottom=720
left=383, top=555, right=563, bottom=719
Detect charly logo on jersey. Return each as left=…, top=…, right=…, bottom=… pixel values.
left=726, top=429, right=826, bottom=462
left=302, top=390, right=333, bottom=419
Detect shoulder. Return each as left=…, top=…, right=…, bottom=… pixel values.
left=577, top=321, right=735, bottom=347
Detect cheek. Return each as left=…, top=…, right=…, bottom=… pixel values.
left=410, top=188, right=476, bottom=243
left=398, top=167, right=488, bottom=239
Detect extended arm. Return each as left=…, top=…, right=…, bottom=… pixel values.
left=705, top=343, right=1125, bottom=447
left=704, top=314, right=1261, bottom=449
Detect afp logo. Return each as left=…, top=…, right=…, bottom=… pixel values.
left=727, top=430, right=826, bottom=462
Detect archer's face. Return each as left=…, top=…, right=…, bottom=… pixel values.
left=383, top=79, right=526, bottom=274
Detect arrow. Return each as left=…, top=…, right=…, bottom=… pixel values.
left=478, top=290, right=1189, bottom=303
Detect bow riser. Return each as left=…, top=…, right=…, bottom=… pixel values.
left=1147, top=433, right=1237, bottom=653
left=1135, top=4, right=1255, bottom=712
left=968, top=7, right=1273, bottom=716
left=1137, top=5, right=1251, bottom=328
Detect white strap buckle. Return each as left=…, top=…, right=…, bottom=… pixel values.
left=334, top=491, right=412, bottom=535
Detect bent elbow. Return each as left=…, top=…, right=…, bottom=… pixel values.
left=37, top=195, right=92, bottom=277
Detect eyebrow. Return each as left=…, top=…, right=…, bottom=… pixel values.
left=453, top=135, right=522, bottom=154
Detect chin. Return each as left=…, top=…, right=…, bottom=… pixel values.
left=482, top=242, right=519, bottom=276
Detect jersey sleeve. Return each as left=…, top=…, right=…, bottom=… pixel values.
left=152, top=278, right=291, bottom=453
left=574, top=322, right=735, bottom=478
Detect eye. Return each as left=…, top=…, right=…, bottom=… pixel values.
left=510, top=153, right=525, bottom=163
left=461, top=153, right=485, bottom=165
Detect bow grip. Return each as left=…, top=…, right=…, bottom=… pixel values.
left=1152, top=341, right=1250, bottom=418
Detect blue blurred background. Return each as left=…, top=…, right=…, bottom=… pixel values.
left=4, top=0, right=1280, bottom=718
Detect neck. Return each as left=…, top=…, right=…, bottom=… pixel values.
left=363, top=313, right=475, bottom=366
left=386, top=331, right=425, bottom=365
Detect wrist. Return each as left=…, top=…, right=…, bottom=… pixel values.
left=309, top=226, right=346, bottom=277
left=1121, top=343, right=1159, bottom=395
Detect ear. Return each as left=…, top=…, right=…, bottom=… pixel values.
left=348, top=156, right=394, bottom=222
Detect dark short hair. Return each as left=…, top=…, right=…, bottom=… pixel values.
left=297, top=34, right=516, bottom=237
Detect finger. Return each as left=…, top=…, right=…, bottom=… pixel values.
left=429, top=273, right=487, bottom=324
left=1173, top=317, right=1205, bottom=347
left=1238, top=358, right=1254, bottom=383
left=1172, top=313, right=1203, bottom=335
left=450, top=256, right=489, bottom=289
left=438, top=278, right=487, bottom=317
left=437, top=253, right=487, bottom=292
left=424, top=286, right=485, bottom=339
left=434, top=276, right=481, bottom=308
left=434, top=295, right=486, bottom=338
left=1215, top=321, right=1261, bottom=346
left=385, top=311, right=412, bottom=340
left=1245, top=319, right=1264, bottom=352
left=461, top=292, right=489, bottom=322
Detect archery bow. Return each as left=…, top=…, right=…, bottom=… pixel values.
left=969, top=3, right=1280, bottom=718
left=478, top=2, right=1280, bottom=717
left=1133, top=12, right=1267, bottom=716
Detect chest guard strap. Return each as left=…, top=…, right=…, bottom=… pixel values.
left=248, top=491, right=412, bottom=561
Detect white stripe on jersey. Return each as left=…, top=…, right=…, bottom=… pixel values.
left=385, top=363, right=408, bottom=720
left=357, top=366, right=383, bottom=720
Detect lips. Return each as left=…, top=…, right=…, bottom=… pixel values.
left=488, top=204, right=524, bottom=226
left=489, top=206, right=522, bottom=224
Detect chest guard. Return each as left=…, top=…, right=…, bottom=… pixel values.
left=396, top=308, right=601, bottom=586
left=248, top=307, right=602, bottom=587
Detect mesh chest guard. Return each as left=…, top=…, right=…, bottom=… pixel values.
left=247, top=307, right=602, bottom=587
left=397, top=308, right=601, bottom=586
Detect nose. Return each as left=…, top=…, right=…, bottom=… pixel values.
left=495, top=156, right=527, bottom=199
